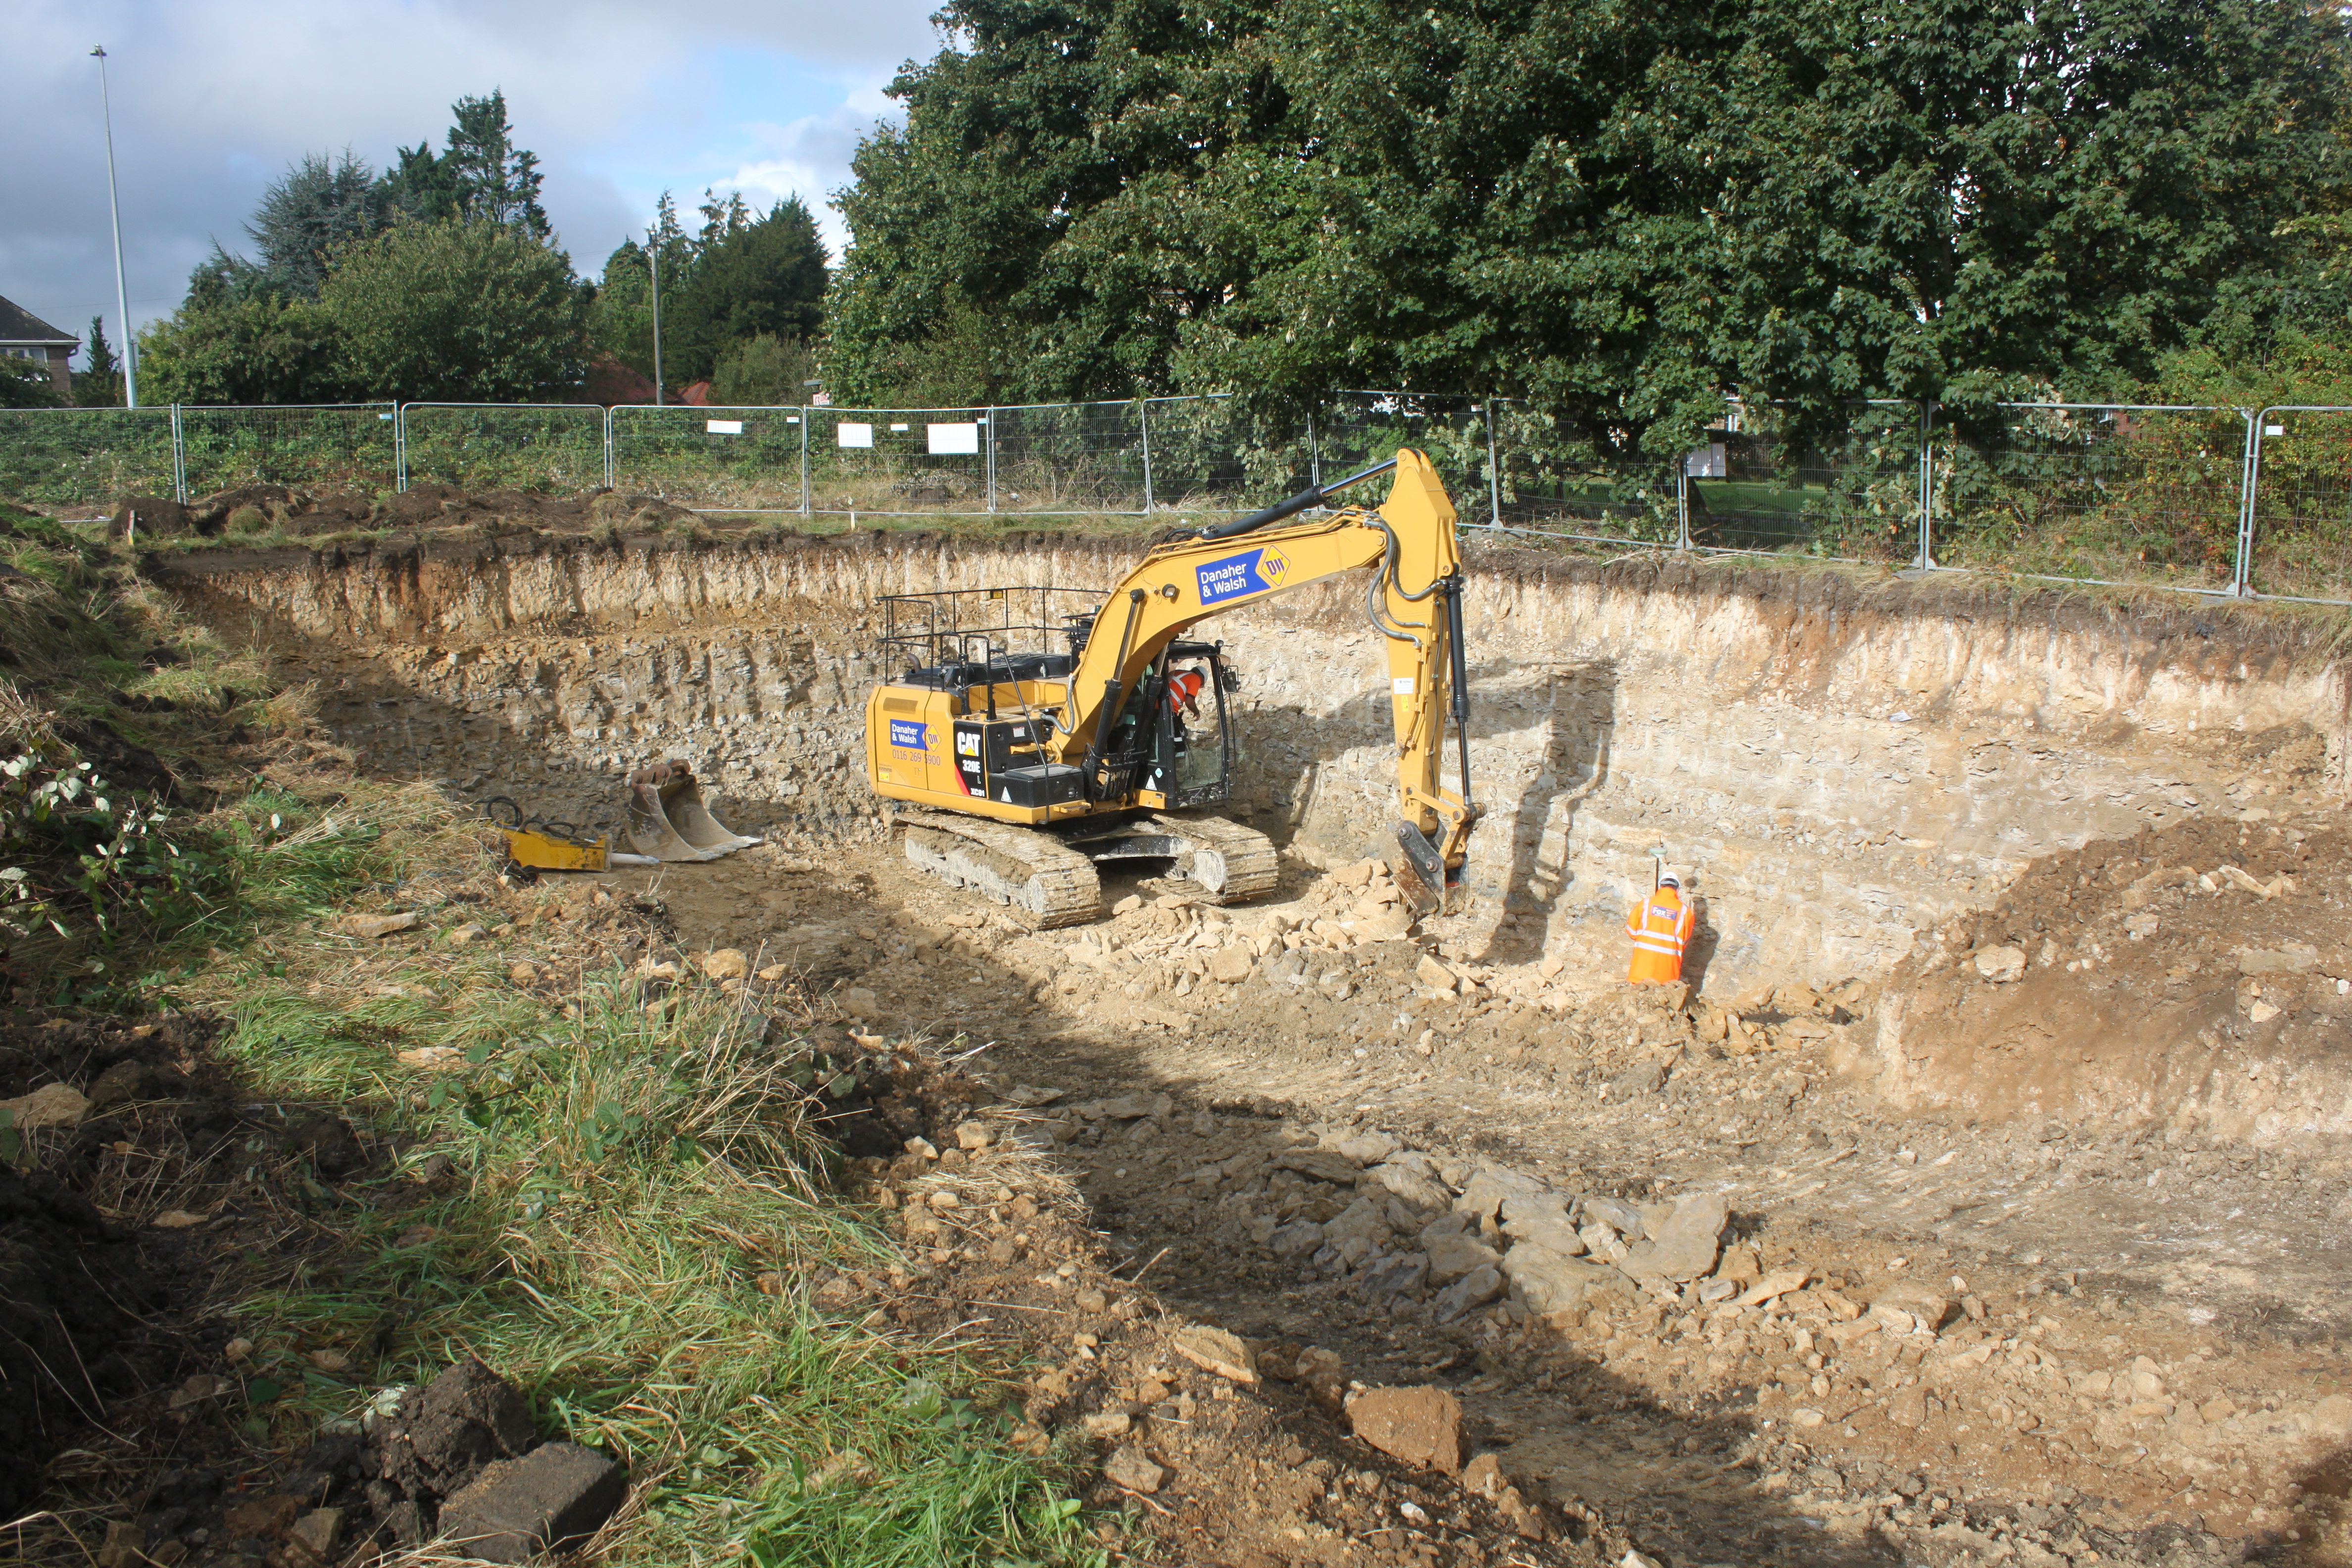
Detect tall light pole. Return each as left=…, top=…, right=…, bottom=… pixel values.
left=91, top=46, right=136, bottom=409
left=647, top=233, right=665, bottom=407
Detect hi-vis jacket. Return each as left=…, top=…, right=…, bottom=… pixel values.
left=1625, top=886, right=1695, bottom=983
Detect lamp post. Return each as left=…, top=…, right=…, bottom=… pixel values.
left=647, top=235, right=664, bottom=407
left=91, top=45, right=135, bottom=408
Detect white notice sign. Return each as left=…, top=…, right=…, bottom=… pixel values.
left=705, top=419, right=743, bottom=435
left=836, top=423, right=874, bottom=448
left=928, top=422, right=980, bottom=455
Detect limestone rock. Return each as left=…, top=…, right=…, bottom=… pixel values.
left=1580, top=1195, right=1645, bottom=1240
left=1272, top=1148, right=1361, bottom=1184
left=840, top=986, right=881, bottom=1021
left=1433, top=1264, right=1505, bottom=1323
left=341, top=911, right=419, bottom=939
left=1737, top=1268, right=1810, bottom=1307
left=1499, top=1193, right=1584, bottom=1255
left=1170, top=1326, right=1257, bottom=1384
left=1608, top=1058, right=1667, bottom=1097
left=0, top=1082, right=89, bottom=1129
left=1424, top=1231, right=1503, bottom=1284
left=953, top=1120, right=992, bottom=1151
left=1973, top=946, right=2026, bottom=983
left=1347, top=1386, right=1467, bottom=1474
left=1269, top=1220, right=1324, bottom=1257
left=1616, top=1192, right=1728, bottom=1283
left=1104, top=1446, right=1165, bottom=1493
left=1366, top=1161, right=1452, bottom=1213
left=1208, top=947, right=1255, bottom=983
left=1415, top=953, right=1460, bottom=992
left=699, top=948, right=750, bottom=980
left=1503, top=1243, right=1631, bottom=1315
left=1453, top=1162, right=1548, bottom=1220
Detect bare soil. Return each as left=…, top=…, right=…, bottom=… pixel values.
left=621, top=818, right=2352, bottom=1567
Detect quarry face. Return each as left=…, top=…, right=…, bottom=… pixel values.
left=166, top=526, right=2352, bottom=1562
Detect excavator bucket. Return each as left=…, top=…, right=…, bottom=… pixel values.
left=1393, top=820, right=1452, bottom=918
left=624, top=760, right=763, bottom=862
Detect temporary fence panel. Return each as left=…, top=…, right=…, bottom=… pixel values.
left=397, top=403, right=609, bottom=494
left=0, top=406, right=179, bottom=509
left=1930, top=404, right=2250, bottom=592
left=2239, top=406, right=2352, bottom=603
left=1484, top=402, right=1680, bottom=545
left=986, top=401, right=1149, bottom=514
left=609, top=404, right=807, bottom=509
left=1675, top=401, right=1924, bottom=561
left=802, top=405, right=991, bottom=515
left=1135, top=396, right=1314, bottom=513
left=177, top=404, right=399, bottom=499
left=1318, top=392, right=1498, bottom=525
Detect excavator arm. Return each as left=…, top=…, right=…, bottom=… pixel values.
left=1051, top=448, right=1479, bottom=914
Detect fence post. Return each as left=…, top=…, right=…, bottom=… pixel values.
left=799, top=406, right=810, bottom=516
left=1138, top=399, right=1154, bottom=513
left=1308, top=410, right=1321, bottom=489
left=1484, top=397, right=1503, bottom=530
left=984, top=406, right=998, bottom=512
left=168, top=404, right=186, bottom=503
left=395, top=404, right=408, bottom=493
left=2234, top=409, right=2265, bottom=597
left=1916, top=401, right=1935, bottom=571
left=1675, top=463, right=1692, bottom=551
left=602, top=407, right=614, bottom=491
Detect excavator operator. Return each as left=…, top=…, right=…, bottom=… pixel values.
left=1626, top=874, right=1696, bottom=984
left=1166, top=662, right=1208, bottom=720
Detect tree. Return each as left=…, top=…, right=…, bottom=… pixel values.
left=320, top=219, right=585, bottom=400
left=134, top=297, right=342, bottom=405
left=665, top=196, right=830, bottom=382
left=72, top=317, right=121, bottom=407
left=0, top=358, right=61, bottom=409
left=710, top=332, right=818, bottom=405
left=831, top=0, right=2352, bottom=448
left=247, top=150, right=393, bottom=298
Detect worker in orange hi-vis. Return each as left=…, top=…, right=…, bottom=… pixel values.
left=1625, top=873, right=1696, bottom=984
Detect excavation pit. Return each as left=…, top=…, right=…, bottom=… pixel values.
left=158, top=521, right=2352, bottom=1561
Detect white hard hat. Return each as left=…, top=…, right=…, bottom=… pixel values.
left=1659, top=875, right=1681, bottom=889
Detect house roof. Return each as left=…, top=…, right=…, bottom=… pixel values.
left=0, top=296, right=78, bottom=348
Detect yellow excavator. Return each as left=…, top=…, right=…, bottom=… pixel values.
left=861, top=448, right=1479, bottom=927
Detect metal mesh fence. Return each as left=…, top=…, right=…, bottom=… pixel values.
left=0, top=407, right=178, bottom=509
left=609, top=404, right=807, bottom=508
left=177, top=404, right=399, bottom=497
left=1488, top=403, right=1678, bottom=544
left=2242, top=407, right=2352, bottom=601
left=1930, top=404, right=2250, bottom=590
left=989, top=401, right=1147, bottom=514
left=1136, top=396, right=1311, bottom=513
left=1682, top=402, right=1923, bottom=560
left=25, top=393, right=2352, bottom=602
left=802, top=406, right=991, bottom=515
left=398, top=403, right=607, bottom=494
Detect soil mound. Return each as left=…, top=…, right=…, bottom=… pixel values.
left=1864, top=807, right=2352, bottom=1137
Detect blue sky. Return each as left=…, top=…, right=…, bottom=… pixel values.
left=1, top=0, right=941, bottom=361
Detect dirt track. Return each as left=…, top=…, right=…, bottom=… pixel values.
left=585, top=814, right=2352, bottom=1567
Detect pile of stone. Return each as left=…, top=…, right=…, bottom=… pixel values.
left=1228, top=1127, right=1764, bottom=1325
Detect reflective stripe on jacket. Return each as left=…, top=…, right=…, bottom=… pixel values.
left=1625, top=890, right=1694, bottom=957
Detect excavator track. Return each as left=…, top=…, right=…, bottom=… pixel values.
left=1150, top=813, right=1280, bottom=905
left=896, top=809, right=1102, bottom=930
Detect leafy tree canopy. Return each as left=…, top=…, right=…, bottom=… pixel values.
left=384, top=90, right=551, bottom=237
left=831, top=0, right=2352, bottom=448
left=246, top=150, right=392, bottom=299
left=590, top=192, right=830, bottom=390
left=73, top=317, right=121, bottom=408
left=320, top=219, right=586, bottom=401
left=134, top=297, right=343, bottom=405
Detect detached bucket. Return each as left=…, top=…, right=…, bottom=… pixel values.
left=624, top=760, right=763, bottom=862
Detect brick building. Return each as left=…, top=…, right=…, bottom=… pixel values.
left=0, top=296, right=80, bottom=401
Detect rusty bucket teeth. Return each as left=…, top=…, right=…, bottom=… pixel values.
left=623, top=759, right=763, bottom=863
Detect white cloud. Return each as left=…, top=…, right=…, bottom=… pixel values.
left=0, top=0, right=934, bottom=351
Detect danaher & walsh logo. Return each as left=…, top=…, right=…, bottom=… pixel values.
left=1196, top=545, right=1292, bottom=606
left=888, top=719, right=930, bottom=752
